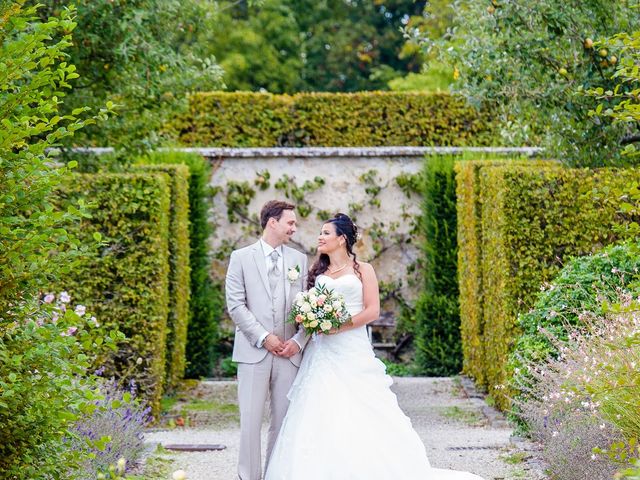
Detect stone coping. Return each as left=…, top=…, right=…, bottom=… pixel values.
left=63, top=146, right=543, bottom=158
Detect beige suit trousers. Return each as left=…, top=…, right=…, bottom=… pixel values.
left=237, top=354, right=298, bottom=480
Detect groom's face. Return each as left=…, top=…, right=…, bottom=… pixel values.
left=272, top=209, right=297, bottom=244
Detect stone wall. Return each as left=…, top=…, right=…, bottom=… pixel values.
left=197, top=147, right=540, bottom=327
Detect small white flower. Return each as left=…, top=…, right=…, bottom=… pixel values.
left=172, top=470, right=188, bottom=480
left=287, top=265, right=300, bottom=284
left=300, top=303, right=312, bottom=313
left=74, top=304, right=86, bottom=316
left=308, top=320, right=319, bottom=328
left=59, top=291, right=71, bottom=303
left=320, top=320, right=332, bottom=331
left=43, top=293, right=55, bottom=304
left=116, top=457, right=126, bottom=472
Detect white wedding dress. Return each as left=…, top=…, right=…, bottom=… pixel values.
left=265, top=274, right=485, bottom=480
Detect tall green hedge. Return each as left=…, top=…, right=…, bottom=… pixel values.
left=143, top=151, right=224, bottom=379
left=414, top=155, right=461, bottom=376
left=461, top=164, right=640, bottom=408
left=56, top=173, right=171, bottom=415
left=133, top=164, right=191, bottom=390
left=166, top=92, right=498, bottom=147
left=455, top=159, right=553, bottom=385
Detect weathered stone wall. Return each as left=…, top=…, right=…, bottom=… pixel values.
left=198, top=147, right=540, bottom=321
left=204, top=148, right=428, bottom=307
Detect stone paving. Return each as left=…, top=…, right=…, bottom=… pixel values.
left=142, top=377, right=548, bottom=480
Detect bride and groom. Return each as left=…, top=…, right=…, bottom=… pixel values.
left=225, top=200, right=484, bottom=480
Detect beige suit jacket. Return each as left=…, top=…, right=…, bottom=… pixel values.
left=226, top=240, right=309, bottom=366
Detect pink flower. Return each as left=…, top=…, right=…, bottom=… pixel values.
left=295, top=314, right=303, bottom=323
left=43, top=293, right=55, bottom=304
left=64, top=326, right=78, bottom=336
left=74, top=305, right=86, bottom=316
left=59, top=291, right=71, bottom=304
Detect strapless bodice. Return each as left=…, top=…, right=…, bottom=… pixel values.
left=315, top=274, right=363, bottom=316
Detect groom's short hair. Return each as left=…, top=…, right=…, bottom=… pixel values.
left=260, top=200, right=296, bottom=230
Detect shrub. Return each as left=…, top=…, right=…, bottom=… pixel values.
left=142, top=151, right=224, bottom=379
left=414, top=155, right=461, bottom=376
left=165, top=91, right=498, bottom=147
left=67, top=379, right=152, bottom=478
left=0, top=294, right=118, bottom=479
left=133, top=164, right=191, bottom=390
left=56, top=173, right=172, bottom=415
left=509, top=242, right=640, bottom=402
left=516, top=294, right=640, bottom=479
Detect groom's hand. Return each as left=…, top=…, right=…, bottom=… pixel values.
left=264, top=334, right=285, bottom=355
left=279, top=339, right=300, bottom=358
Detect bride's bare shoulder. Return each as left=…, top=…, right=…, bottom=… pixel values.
left=356, top=261, right=376, bottom=274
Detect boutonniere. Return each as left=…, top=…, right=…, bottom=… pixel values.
left=287, top=265, right=301, bottom=284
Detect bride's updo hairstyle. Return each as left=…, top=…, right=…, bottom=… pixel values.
left=307, top=213, right=361, bottom=289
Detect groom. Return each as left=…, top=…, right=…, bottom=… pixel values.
left=225, top=200, right=309, bottom=480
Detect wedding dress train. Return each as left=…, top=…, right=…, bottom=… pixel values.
left=265, top=274, right=485, bottom=480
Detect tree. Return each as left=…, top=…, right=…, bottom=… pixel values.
left=35, top=0, right=224, bottom=153
left=0, top=1, right=109, bottom=312
left=424, top=0, right=640, bottom=167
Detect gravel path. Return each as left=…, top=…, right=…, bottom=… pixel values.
left=144, top=377, right=547, bottom=480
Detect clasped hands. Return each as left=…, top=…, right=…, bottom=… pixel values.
left=264, top=334, right=300, bottom=358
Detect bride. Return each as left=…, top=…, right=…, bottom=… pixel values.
left=265, top=213, right=484, bottom=480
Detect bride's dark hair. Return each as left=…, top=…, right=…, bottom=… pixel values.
left=307, top=213, right=361, bottom=289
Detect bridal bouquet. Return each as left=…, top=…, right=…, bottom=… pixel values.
left=288, top=284, right=351, bottom=334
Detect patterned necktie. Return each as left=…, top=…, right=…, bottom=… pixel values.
left=268, top=249, right=280, bottom=294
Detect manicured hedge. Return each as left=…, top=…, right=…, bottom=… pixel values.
left=56, top=173, right=171, bottom=415
left=133, top=164, right=191, bottom=390
left=414, top=155, right=461, bottom=376
left=166, top=92, right=498, bottom=147
left=465, top=164, right=640, bottom=408
left=142, top=151, right=224, bottom=379
left=455, top=159, right=553, bottom=386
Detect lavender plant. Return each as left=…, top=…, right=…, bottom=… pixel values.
left=515, top=296, right=640, bottom=480
left=67, top=379, right=152, bottom=479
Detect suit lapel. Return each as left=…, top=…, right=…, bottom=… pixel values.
left=252, top=241, right=272, bottom=300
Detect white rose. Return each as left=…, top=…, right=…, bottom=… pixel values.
left=300, top=303, right=311, bottom=313
left=306, top=312, right=316, bottom=321
left=320, top=320, right=332, bottom=331
left=295, top=291, right=305, bottom=302
left=287, top=268, right=300, bottom=282
left=309, top=320, right=319, bottom=328
left=323, top=304, right=333, bottom=312
left=332, top=301, right=342, bottom=310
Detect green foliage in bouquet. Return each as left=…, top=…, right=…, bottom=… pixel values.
left=289, top=284, right=351, bottom=335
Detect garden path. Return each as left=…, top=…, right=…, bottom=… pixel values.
left=143, top=377, right=548, bottom=480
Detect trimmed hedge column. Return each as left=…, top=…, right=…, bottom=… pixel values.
left=134, top=164, right=191, bottom=390
left=460, top=164, right=640, bottom=408
left=57, top=173, right=171, bottom=415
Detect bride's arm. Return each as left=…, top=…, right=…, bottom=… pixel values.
left=333, top=263, right=380, bottom=333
